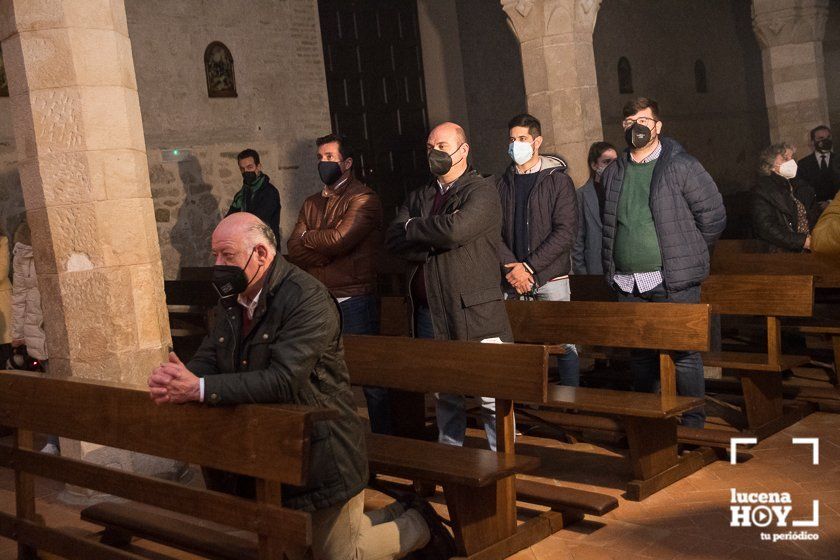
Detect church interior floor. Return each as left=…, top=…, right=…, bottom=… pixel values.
left=0, top=381, right=837, bottom=560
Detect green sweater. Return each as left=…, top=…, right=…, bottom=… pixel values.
left=614, top=159, right=663, bottom=273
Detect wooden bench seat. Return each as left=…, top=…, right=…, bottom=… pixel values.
left=82, top=502, right=257, bottom=560
left=544, top=385, right=703, bottom=419
left=367, top=433, right=539, bottom=487
left=702, top=351, right=811, bottom=372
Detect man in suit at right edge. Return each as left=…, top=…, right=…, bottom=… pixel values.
left=797, top=125, right=840, bottom=208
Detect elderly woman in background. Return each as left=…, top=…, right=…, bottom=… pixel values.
left=751, top=142, right=820, bottom=252
left=811, top=192, right=840, bottom=254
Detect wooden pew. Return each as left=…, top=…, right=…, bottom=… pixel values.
left=699, top=274, right=817, bottom=436
left=505, top=299, right=717, bottom=500
left=0, top=370, right=334, bottom=560
left=345, top=335, right=596, bottom=559
left=345, top=331, right=703, bottom=504
left=711, top=243, right=840, bottom=289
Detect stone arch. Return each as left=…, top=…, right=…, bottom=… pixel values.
left=694, top=59, right=708, bottom=93
left=204, top=41, right=237, bottom=98
left=618, top=56, right=633, bottom=94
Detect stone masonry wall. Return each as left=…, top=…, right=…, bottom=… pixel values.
left=0, top=0, right=331, bottom=278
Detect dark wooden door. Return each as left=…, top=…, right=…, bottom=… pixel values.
left=318, top=0, right=430, bottom=216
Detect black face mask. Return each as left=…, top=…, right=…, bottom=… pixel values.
left=428, top=145, right=463, bottom=177
left=212, top=249, right=258, bottom=299
left=318, top=161, right=344, bottom=186
left=624, top=123, right=652, bottom=150
left=816, top=138, right=833, bottom=152
left=242, top=171, right=259, bottom=185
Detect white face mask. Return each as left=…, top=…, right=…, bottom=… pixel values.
left=778, top=159, right=797, bottom=179
left=508, top=141, right=534, bottom=166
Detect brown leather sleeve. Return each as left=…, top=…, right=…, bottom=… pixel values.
left=303, top=192, right=383, bottom=257
left=287, top=202, right=331, bottom=268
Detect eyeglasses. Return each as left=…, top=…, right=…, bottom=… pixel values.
left=622, top=116, right=658, bottom=129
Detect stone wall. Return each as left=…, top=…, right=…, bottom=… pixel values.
left=0, top=0, right=331, bottom=278
left=594, top=0, right=770, bottom=195
left=126, top=0, right=330, bottom=277
left=825, top=2, right=840, bottom=132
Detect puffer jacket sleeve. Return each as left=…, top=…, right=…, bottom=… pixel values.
left=750, top=190, right=808, bottom=251
left=682, top=158, right=726, bottom=247
left=525, top=172, right=577, bottom=283
left=10, top=251, right=26, bottom=342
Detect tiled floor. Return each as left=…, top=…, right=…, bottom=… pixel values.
left=0, top=409, right=837, bottom=559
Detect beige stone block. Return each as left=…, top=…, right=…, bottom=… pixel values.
left=88, top=149, right=151, bottom=201
left=9, top=91, right=41, bottom=160
left=770, top=78, right=820, bottom=106
left=129, top=262, right=169, bottom=350
left=12, top=28, right=77, bottom=94
left=40, top=203, right=104, bottom=272
left=18, top=151, right=106, bottom=209
left=78, top=86, right=145, bottom=152
left=117, top=346, right=169, bottom=387
left=94, top=198, right=154, bottom=268
left=768, top=42, right=818, bottom=70
left=67, top=28, right=137, bottom=89
left=140, top=197, right=164, bottom=263
left=519, top=42, right=548, bottom=93
left=542, top=42, right=579, bottom=88
left=769, top=62, right=824, bottom=85
left=7, top=0, right=121, bottom=33
left=20, top=87, right=85, bottom=155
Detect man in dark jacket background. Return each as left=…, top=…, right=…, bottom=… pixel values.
left=601, top=98, right=726, bottom=429
left=796, top=125, right=839, bottom=206
left=287, top=133, right=390, bottom=435
left=148, top=213, right=434, bottom=560
left=226, top=148, right=282, bottom=243
left=386, top=121, right=511, bottom=451
left=498, top=113, right=579, bottom=386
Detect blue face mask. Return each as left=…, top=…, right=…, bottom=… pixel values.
left=508, top=141, right=534, bottom=166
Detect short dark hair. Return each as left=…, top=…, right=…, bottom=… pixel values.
left=622, top=97, right=660, bottom=120
left=508, top=113, right=542, bottom=138
left=810, top=125, right=831, bottom=142
left=587, top=141, right=617, bottom=180
left=237, top=148, right=260, bottom=165
left=316, top=133, right=354, bottom=161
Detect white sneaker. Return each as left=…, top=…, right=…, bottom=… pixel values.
left=40, top=443, right=59, bottom=455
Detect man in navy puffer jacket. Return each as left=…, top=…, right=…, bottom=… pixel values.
left=600, top=98, right=726, bottom=428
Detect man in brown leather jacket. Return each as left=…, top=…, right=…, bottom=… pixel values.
left=287, top=133, right=389, bottom=434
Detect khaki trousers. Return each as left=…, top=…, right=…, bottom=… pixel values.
left=285, top=490, right=430, bottom=560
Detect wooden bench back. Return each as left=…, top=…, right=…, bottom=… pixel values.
left=0, top=372, right=324, bottom=483
left=711, top=249, right=840, bottom=288
left=343, top=335, right=548, bottom=403
left=505, top=300, right=711, bottom=352
left=700, top=274, right=814, bottom=317
left=0, top=371, right=331, bottom=558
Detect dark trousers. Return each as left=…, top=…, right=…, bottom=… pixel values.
left=339, top=294, right=391, bottom=435
left=616, top=284, right=706, bottom=428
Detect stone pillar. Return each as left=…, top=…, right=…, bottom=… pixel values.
left=502, top=0, right=603, bottom=186
left=0, top=0, right=171, bottom=385
left=752, top=0, right=831, bottom=147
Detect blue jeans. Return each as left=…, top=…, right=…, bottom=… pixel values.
left=340, top=295, right=391, bottom=435
left=616, top=284, right=706, bottom=428
left=414, top=306, right=498, bottom=450
left=507, top=278, right=580, bottom=387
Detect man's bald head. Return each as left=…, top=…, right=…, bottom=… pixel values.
left=428, top=122, right=467, bottom=148
left=213, top=213, right=277, bottom=253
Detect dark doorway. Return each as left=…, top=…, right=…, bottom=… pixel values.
left=318, top=0, right=431, bottom=216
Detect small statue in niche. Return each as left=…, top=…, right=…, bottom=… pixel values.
left=204, top=42, right=236, bottom=98
left=0, top=46, right=9, bottom=97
